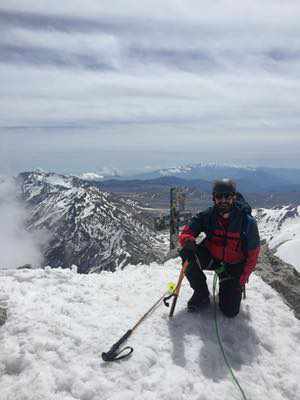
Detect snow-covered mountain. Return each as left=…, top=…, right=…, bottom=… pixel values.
left=0, top=259, right=299, bottom=400
left=130, top=163, right=300, bottom=193
left=17, top=171, right=166, bottom=272
left=256, top=205, right=300, bottom=272
left=79, top=168, right=121, bottom=181
left=130, top=162, right=257, bottom=180
left=157, top=162, right=257, bottom=179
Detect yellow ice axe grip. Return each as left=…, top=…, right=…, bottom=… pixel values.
left=167, top=282, right=176, bottom=294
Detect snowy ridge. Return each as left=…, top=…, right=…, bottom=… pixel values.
left=0, top=260, right=299, bottom=400
left=158, top=162, right=256, bottom=177
left=256, top=206, right=300, bottom=272
left=129, top=162, right=260, bottom=181
left=79, top=173, right=105, bottom=181
left=129, top=163, right=300, bottom=194
left=79, top=168, right=121, bottom=182
left=18, top=171, right=166, bottom=272
left=22, top=170, right=77, bottom=196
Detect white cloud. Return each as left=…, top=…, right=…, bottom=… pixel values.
left=0, top=178, right=45, bottom=269
left=0, top=1, right=300, bottom=172
left=3, top=1, right=300, bottom=22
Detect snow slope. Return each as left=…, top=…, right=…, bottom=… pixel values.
left=256, top=206, right=300, bottom=272
left=0, top=260, right=299, bottom=400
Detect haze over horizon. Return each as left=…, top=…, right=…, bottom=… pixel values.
left=1, top=1, right=300, bottom=175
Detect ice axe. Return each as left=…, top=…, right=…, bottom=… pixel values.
left=102, top=285, right=175, bottom=362
left=102, top=262, right=189, bottom=362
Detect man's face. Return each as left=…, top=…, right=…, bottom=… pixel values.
left=213, top=192, right=236, bottom=215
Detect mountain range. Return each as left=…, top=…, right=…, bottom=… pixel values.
left=11, top=169, right=300, bottom=275
left=131, top=163, right=300, bottom=185
left=17, top=171, right=166, bottom=273
left=90, top=163, right=300, bottom=194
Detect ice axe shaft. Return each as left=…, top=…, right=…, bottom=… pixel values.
left=169, top=260, right=189, bottom=318
left=102, top=290, right=169, bottom=362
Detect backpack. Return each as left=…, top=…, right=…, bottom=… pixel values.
left=236, top=192, right=253, bottom=253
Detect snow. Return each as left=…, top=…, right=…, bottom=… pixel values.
left=270, top=216, right=300, bottom=272
left=158, top=163, right=256, bottom=177
left=79, top=168, right=120, bottom=181
left=45, top=176, right=73, bottom=189
left=0, top=260, right=299, bottom=400
left=257, top=206, right=300, bottom=272
left=79, top=173, right=104, bottom=181
left=275, top=239, right=300, bottom=272
left=31, top=172, right=73, bottom=190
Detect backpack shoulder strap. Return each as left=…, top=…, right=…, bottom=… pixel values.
left=240, top=212, right=249, bottom=253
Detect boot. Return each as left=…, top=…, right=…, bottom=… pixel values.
left=187, top=290, right=210, bottom=312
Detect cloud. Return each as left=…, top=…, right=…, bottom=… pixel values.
left=2, top=1, right=300, bottom=22
left=0, top=2, right=300, bottom=173
left=0, top=177, right=46, bottom=269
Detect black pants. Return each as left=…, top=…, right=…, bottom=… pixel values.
left=180, top=243, right=244, bottom=318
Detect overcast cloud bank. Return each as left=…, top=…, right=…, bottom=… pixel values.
left=1, top=1, right=300, bottom=174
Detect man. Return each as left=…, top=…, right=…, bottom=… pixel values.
left=179, top=179, right=260, bottom=317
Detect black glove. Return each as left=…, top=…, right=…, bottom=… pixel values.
left=179, top=239, right=196, bottom=261
left=182, top=239, right=196, bottom=252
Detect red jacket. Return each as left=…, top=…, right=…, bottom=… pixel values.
left=179, top=205, right=260, bottom=284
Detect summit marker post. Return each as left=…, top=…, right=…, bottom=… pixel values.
left=170, top=187, right=185, bottom=255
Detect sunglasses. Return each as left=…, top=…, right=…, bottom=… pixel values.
left=214, top=192, right=234, bottom=200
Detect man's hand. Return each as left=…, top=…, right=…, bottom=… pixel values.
left=182, top=238, right=196, bottom=252
left=239, top=272, right=250, bottom=286
left=179, top=238, right=196, bottom=261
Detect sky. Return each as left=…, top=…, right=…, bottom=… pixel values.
left=1, top=1, right=300, bottom=176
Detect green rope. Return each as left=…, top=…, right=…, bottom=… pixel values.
left=213, top=273, right=248, bottom=400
